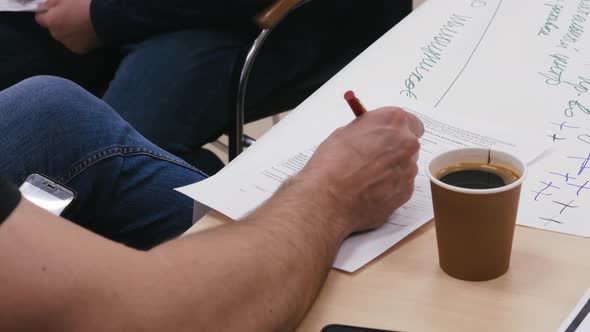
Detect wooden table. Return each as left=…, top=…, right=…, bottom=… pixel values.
left=185, top=212, right=590, bottom=332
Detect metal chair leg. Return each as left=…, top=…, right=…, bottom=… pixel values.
left=229, top=28, right=271, bottom=160
left=229, top=0, right=314, bottom=161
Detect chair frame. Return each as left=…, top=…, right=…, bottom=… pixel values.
left=228, top=0, right=314, bottom=161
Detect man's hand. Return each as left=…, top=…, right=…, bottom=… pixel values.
left=35, top=0, right=99, bottom=54
left=300, top=107, right=424, bottom=234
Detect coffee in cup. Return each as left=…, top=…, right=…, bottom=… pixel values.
left=426, top=148, right=527, bottom=281
left=436, top=162, right=520, bottom=189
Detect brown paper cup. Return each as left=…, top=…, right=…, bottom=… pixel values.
left=426, top=148, right=527, bottom=281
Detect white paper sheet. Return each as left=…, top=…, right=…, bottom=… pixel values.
left=178, top=106, right=543, bottom=272
left=519, top=143, right=590, bottom=237
left=0, top=0, right=44, bottom=12
left=512, top=0, right=590, bottom=237
left=557, top=288, right=590, bottom=332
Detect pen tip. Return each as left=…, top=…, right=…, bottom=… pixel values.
left=344, top=90, right=356, bottom=102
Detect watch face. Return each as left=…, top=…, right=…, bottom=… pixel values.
left=19, top=174, right=75, bottom=216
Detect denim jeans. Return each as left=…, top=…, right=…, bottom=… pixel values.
left=0, top=1, right=411, bottom=160
left=0, top=76, right=207, bottom=249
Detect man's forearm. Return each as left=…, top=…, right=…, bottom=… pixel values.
left=0, top=177, right=350, bottom=331
left=144, top=177, right=350, bottom=331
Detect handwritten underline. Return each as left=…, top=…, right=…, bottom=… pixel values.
left=434, top=0, right=505, bottom=108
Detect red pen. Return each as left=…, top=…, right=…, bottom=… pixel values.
left=344, top=90, right=368, bottom=117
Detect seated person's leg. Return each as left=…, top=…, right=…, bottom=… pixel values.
left=0, top=13, right=119, bottom=94
left=0, top=76, right=208, bottom=249
left=102, top=29, right=254, bottom=159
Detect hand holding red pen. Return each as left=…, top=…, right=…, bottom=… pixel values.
left=299, top=101, right=424, bottom=234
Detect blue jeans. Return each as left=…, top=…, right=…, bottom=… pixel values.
left=0, top=76, right=207, bottom=249
left=0, top=1, right=410, bottom=159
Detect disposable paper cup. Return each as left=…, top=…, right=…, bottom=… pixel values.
left=426, top=148, right=527, bottom=281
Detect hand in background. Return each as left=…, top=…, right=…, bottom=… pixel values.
left=35, top=0, right=99, bottom=54
left=300, top=107, right=424, bottom=234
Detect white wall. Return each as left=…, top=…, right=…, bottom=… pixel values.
left=413, top=0, right=426, bottom=8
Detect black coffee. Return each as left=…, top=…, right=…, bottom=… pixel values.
left=436, top=163, right=519, bottom=189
